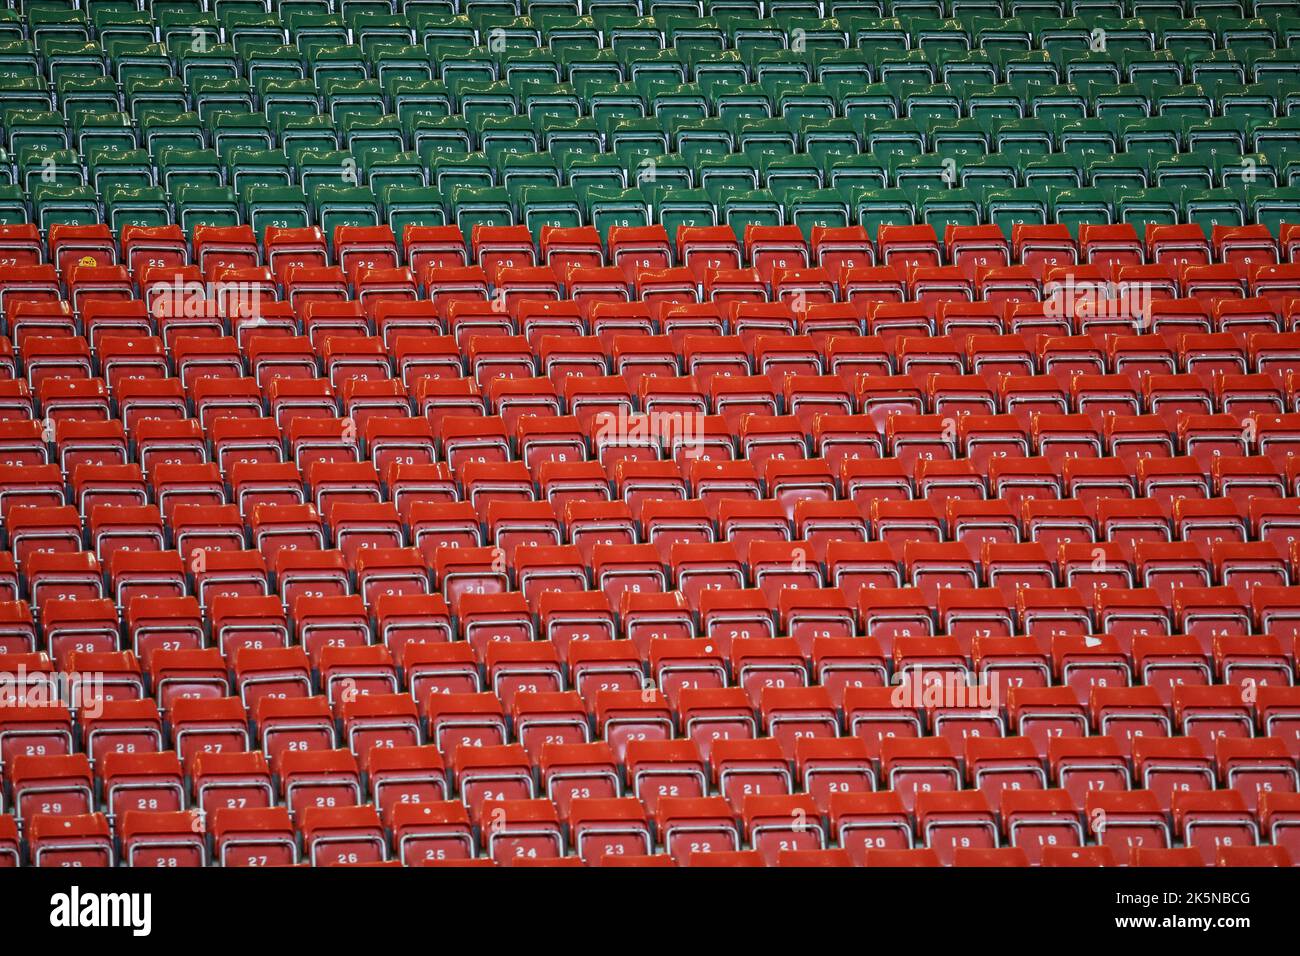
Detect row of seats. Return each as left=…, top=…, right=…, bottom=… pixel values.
left=5, top=0, right=1292, bottom=25
left=3, top=684, right=1300, bottom=865
left=10, top=789, right=1300, bottom=867
left=10, top=221, right=1300, bottom=279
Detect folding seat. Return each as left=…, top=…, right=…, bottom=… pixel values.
left=840, top=266, right=908, bottom=310
left=1, top=275, right=66, bottom=331
left=287, top=416, right=364, bottom=471
left=1211, top=297, right=1283, bottom=338
left=1171, top=790, right=1259, bottom=865
left=304, top=461, right=382, bottom=517
left=1057, top=458, right=1134, bottom=510
left=167, top=695, right=252, bottom=769
left=648, top=795, right=740, bottom=866
left=326, top=501, right=404, bottom=565
left=38, top=376, right=112, bottom=430
left=1091, top=582, right=1175, bottom=642
left=1251, top=500, right=1300, bottom=555
left=170, top=335, right=246, bottom=394
left=230, top=646, right=311, bottom=714
left=787, top=499, right=866, bottom=553
left=223, top=464, right=304, bottom=524
left=25, top=552, right=104, bottom=612
left=117, top=808, right=214, bottom=868
left=0, top=382, right=36, bottom=433
left=317, top=644, right=401, bottom=708
left=938, top=584, right=1017, bottom=644
left=1096, top=500, right=1172, bottom=550
left=0, top=696, right=75, bottom=775
left=1087, top=685, right=1173, bottom=753
left=1133, top=455, right=1211, bottom=509
left=8, top=752, right=95, bottom=823
left=712, top=498, right=788, bottom=550
left=209, top=418, right=289, bottom=476
left=828, top=791, right=915, bottom=864
left=1216, top=632, right=1293, bottom=694
left=1076, top=223, right=1144, bottom=271
left=1170, top=416, right=1248, bottom=470
left=402, top=501, right=479, bottom=566
left=822, top=336, right=891, bottom=384
left=998, top=789, right=1084, bottom=865
left=931, top=303, right=1001, bottom=343
left=249, top=502, right=326, bottom=563
left=1079, top=788, right=1171, bottom=862
left=922, top=373, right=994, bottom=421
left=275, top=748, right=364, bottom=819
left=296, top=803, right=387, bottom=866
left=1211, top=733, right=1294, bottom=816
left=27, top=813, right=114, bottom=868
left=615, top=461, right=690, bottom=515
left=837, top=672, right=922, bottom=752
left=1012, top=223, right=1078, bottom=270
left=854, top=579, right=934, bottom=644
left=1250, top=586, right=1300, bottom=650
left=474, top=797, right=567, bottom=866
left=656, top=685, right=754, bottom=760
left=67, top=263, right=135, bottom=315
left=95, top=748, right=185, bottom=825
left=449, top=743, right=538, bottom=818
left=480, top=639, right=564, bottom=708
left=736, top=794, right=826, bottom=867
left=79, top=695, right=164, bottom=767
left=206, top=590, right=293, bottom=657
left=551, top=795, right=651, bottom=865
left=376, top=795, right=477, bottom=867
left=210, top=805, right=298, bottom=867
left=64, top=648, right=144, bottom=709
left=1004, top=683, right=1091, bottom=755
left=0, top=223, right=45, bottom=272
left=622, top=738, right=711, bottom=814
left=959, top=734, right=1046, bottom=806
left=871, top=224, right=936, bottom=271
left=912, top=790, right=1000, bottom=865
left=694, top=589, right=776, bottom=646
left=188, top=743, right=274, bottom=816
left=917, top=458, right=995, bottom=506
left=902, top=541, right=980, bottom=600
left=594, top=685, right=682, bottom=762
left=388, top=339, right=463, bottom=394
left=668, top=541, right=746, bottom=610
left=1144, top=374, right=1211, bottom=426
left=189, top=378, right=263, bottom=435
left=750, top=680, right=836, bottom=748
left=55, top=419, right=132, bottom=477
left=291, top=592, right=373, bottom=659
left=647, top=638, right=729, bottom=700
left=1172, top=586, right=1251, bottom=645
left=857, top=371, right=930, bottom=421
left=1129, top=736, right=1216, bottom=810
left=149, top=634, right=233, bottom=712
left=248, top=694, right=338, bottom=772
left=973, top=266, right=1042, bottom=309
left=41, top=595, right=124, bottom=664
left=5, top=505, right=83, bottom=572
left=1000, top=377, right=1071, bottom=424
left=863, top=303, right=934, bottom=345
left=421, top=688, right=515, bottom=757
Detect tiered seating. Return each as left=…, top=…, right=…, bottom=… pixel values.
left=0, top=0, right=1297, bottom=869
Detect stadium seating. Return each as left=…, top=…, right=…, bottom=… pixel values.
left=0, top=0, right=1297, bottom=869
